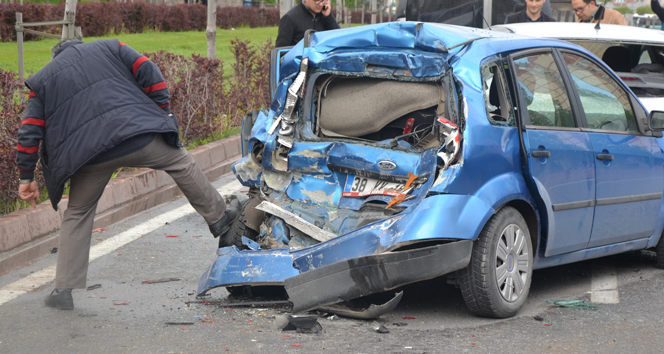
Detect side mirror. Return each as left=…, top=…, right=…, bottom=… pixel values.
left=650, top=111, right=664, bottom=131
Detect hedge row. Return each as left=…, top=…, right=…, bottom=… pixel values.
left=0, top=39, right=272, bottom=215
left=0, top=3, right=280, bottom=41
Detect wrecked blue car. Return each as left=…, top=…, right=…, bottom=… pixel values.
left=198, top=22, right=664, bottom=318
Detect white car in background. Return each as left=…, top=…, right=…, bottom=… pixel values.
left=493, top=22, right=664, bottom=112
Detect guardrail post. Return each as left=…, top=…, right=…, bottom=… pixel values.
left=16, top=13, right=24, bottom=80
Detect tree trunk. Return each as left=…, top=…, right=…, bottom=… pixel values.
left=371, top=0, right=376, bottom=24
left=207, top=0, right=217, bottom=59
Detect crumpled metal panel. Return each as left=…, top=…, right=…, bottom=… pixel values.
left=197, top=246, right=299, bottom=294
left=196, top=192, right=496, bottom=296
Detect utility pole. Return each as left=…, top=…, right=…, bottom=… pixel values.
left=61, top=0, right=77, bottom=41
left=207, top=0, right=217, bottom=59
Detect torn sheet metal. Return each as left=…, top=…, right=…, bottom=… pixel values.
left=318, top=291, right=403, bottom=320
left=255, top=201, right=338, bottom=242
left=285, top=241, right=472, bottom=313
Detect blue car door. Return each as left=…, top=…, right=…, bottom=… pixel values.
left=561, top=52, right=664, bottom=248
left=509, top=50, right=596, bottom=256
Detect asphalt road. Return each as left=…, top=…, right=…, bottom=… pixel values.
left=0, top=172, right=663, bottom=354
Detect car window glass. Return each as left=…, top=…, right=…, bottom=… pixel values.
left=562, top=52, right=638, bottom=133
left=512, top=53, right=575, bottom=128
left=481, top=64, right=514, bottom=126
left=638, top=49, right=652, bottom=64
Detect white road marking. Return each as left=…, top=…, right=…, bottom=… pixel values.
left=0, top=179, right=245, bottom=307
left=591, top=264, right=619, bottom=304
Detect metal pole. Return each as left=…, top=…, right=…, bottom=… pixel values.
left=61, top=0, right=77, bottom=41
left=206, top=0, right=217, bottom=59
left=17, top=13, right=24, bottom=80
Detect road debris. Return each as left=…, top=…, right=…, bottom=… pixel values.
left=371, top=321, right=389, bottom=334
left=402, top=316, right=417, bottom=320
left=185, top=300, right=291, bottom=307
left=166, top=235, right=179, bottom=238
left=165, top=322, right=194, bottom=325
left=112, top=300, right=130, bottom=305
left=534, top=316, right=544, bottom=321
left=141, top=278, right=182, bottom=284
left=392, top=322, right=408, bottom=327
left=86, top=284, right=102, bottom=291
left=546, top=300, right=599, bottom=310
left=49, top=247, right=58, bottom=254
left=327, top=315, right=339, bottom=321
left=92, top=228, right=107, bottom=233
left=276, top=314, right=323, bottom=333
left=317, top=291, right=403, bottom=320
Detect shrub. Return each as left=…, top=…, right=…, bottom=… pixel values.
left=0, top=3, right=278, bottom=42
left=0, top=69, right=45, bottom=215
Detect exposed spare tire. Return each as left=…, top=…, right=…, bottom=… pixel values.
left=218, top=196, right=264, bottom=249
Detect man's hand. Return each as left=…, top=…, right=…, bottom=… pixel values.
left=322, top=0, right=332, bottom=17
left=19, top=181, right=40, bottom=208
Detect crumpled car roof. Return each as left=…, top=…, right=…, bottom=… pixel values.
left=279, top=22, right=581, bottom=80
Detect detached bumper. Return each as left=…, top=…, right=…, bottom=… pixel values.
left=285, top=240, right=473, bottom=313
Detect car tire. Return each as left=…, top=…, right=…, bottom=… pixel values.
left=458, top=206, right=533, bottom=318
left=219, top=198, right=260, bottom=249
left=656, top=233, right=664, bottom=269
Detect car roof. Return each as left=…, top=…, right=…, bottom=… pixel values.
left=493, top=22, right=664, bottom=46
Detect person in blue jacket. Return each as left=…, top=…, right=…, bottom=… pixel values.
left=17, top=39, right=239, bottom=311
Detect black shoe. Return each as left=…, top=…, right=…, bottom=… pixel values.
left=209, top=198, right=241, bottom=238
left=44, top=288, right=73, bottom=310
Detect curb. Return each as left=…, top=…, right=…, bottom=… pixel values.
left=0, top=135, right=242, bottom=276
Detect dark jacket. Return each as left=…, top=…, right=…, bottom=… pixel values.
left=276, top=1, right=340, bottom=47
left=504, top=9, right=556, bottom=24
left=17, top=39, right=180, bottom=210
left=653, top=0, right=664, bottom=29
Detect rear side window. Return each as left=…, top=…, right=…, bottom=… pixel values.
left=561, top=53, right=638, bottom=133
left=512, top=53, right=576, bottom=128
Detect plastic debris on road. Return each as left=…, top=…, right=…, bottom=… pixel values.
left=546, top=300, right=599, bottom=310
left=112, top=300, right=130, bottom=305
left=371, top=321, right=390, bottom=334
left=92, top=228, right=107, bottom=233
left=141, top=277, right=182, bottom=284
left=276, top=314, right=323, bottom=333
left=86, top=284, right=102, bottom=291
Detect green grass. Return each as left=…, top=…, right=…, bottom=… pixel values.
left=0, top=27, right=279, bottom=77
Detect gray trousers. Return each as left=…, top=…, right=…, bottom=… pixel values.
left=55, top=134, right=225, bottom=289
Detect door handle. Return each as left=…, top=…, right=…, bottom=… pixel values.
left=532, top=151, right=551, bottom=158
left=596, top=154, right=614, bottom=161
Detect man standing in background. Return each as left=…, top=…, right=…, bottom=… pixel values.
left=276, top=0, right=340, bottom=47
left=505, top=0, right=556, bottom=23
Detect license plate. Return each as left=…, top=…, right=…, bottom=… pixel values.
left=342, top=175, right=408, bottom=197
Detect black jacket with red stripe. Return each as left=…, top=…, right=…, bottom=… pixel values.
left=17, top=39, right=180, bottom=210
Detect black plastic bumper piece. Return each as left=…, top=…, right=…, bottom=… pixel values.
left=285, top=240, right=473, bottom=313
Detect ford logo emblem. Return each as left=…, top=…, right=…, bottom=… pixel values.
left=377, top=160, right=397, bottom=170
